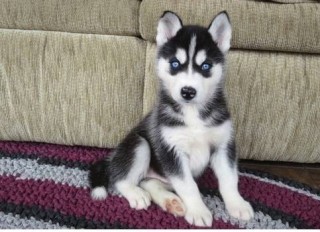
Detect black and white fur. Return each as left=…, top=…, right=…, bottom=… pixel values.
left=89, top=11, right=254, bottom=227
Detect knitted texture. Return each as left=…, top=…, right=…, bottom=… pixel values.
left=0, top=141, right=319, bottom=229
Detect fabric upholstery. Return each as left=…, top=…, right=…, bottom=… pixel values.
left=266, top=0, right=319, bottom=3
left=143, top=43, right=320, bottom=162
left=0, top=29, right=146, bottom=147
left=0, top=0, right=319, bottom=163
left=139, top=0, right=320, bottom=53
left=0, top=0, right=140, bottom=36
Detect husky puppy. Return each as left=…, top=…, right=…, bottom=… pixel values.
left=89, top=11, right=254, bottom=227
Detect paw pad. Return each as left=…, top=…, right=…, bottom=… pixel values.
left=164, top=198, right=185, bottom=217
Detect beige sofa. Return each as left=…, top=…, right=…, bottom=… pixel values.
left=0, top=0, right=319, bottom=163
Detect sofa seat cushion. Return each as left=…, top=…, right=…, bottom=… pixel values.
left=266, top=0, right=319, bottom=3
left=0, top=0, right=140, bottom=36
left=0, top=29, right=146, bottom=147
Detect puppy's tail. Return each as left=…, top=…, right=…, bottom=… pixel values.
left=89, top=159, right=110, bottom=200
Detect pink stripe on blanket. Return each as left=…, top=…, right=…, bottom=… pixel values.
left=0, top=175, right=237, bottom=229
left=200, top=170, right=320, bottom=228
left=239, top=176, right=320, bottom=228
left=0, top=141, right=110, bottom=163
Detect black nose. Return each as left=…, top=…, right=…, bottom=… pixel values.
left=181, top=87, right=196, bottom=100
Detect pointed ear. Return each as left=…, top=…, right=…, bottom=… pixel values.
left=156, top=11, right=183, bottom=47
left=208, top=11, right=232, bottom=53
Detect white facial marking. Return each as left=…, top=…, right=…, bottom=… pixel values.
left=188, top=36, right=197, bottom=73
left=195, top=50, right=206, bottom=66
left=210, top=63, right=223, bottom=84
left=176, top=48, right=187, bottom=64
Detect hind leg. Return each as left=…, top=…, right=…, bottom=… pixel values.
left=140, top=178, right=186, bottom=217
left=114, top=137, right=151, bottom=210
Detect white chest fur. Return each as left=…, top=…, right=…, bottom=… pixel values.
left=161, top=105, right=232, bottom=177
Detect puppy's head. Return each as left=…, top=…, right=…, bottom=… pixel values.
left=156, top=11, right=232, bottom=105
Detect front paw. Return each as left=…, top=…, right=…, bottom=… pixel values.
left=185, top=203, right=213, bottom=227
left=125, top=187, right=151, bottom=210
left=226, top=197, right=254, bottom=221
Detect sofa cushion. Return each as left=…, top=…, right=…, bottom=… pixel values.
left=0, top=29, right=146, bottom=147
left=266, top=0, right=318, bottom=3
left=143, top=42, right=320, bottom=163
left=140, top=0, right=320, bottom=54
left=0, top=0, right=140, bottom=36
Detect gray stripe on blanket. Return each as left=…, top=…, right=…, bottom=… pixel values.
left=240, top=172, right=320, bottom=201
left=0, top=157, right=89, bottom=188
left=203, top=195, right=294, bottom=229
left=0, top=212, right=70, bottom=229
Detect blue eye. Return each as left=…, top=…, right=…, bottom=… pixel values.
left=170, top=60, right=180, bottom=70
left=201, top=63, right=212, bottom=71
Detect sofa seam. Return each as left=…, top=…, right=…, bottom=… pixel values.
left=142, top=41, right=149, bottom=117
left=0, top=27, right=140, bottom=38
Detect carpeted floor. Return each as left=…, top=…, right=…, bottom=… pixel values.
left=0, top=141, right=319, bottom=229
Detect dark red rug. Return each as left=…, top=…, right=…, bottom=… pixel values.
left=0, top=141, right=319, bottom=229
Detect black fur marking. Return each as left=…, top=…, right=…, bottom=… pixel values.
left=158, top=86, right=182, bottom=115
left=89, top=159, right=109, bottom=188
left=149, top=150, right=165, bottom=177
left=148, top=143, right=182, bottom=178
left=133, top=115, right=166, bottom=177
left=108, top=129, right=144, bottom=185
left=209, top=146, right=216, bottom=156
left=90, top=117, right=151, bottom=188
left=226, top=139, right=237, bottom=167
left=158, top=110, right=184, bottom=127
left=194, top=26, right=224, bottom=77
left=155, top=143, right=183, bottom=177
left=200, top=87, right=230, bottom=126
left=157, top=88, right=184, bottom=127
left=145, top=113, right=183, bottom=177
left=141, top=110, right=184, bottom=178
left=210, top=110, right=230, bottom=126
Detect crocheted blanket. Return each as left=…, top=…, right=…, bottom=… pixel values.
left=0, top=141, right=319, bottom=229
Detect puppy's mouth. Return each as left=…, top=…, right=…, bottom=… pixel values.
left=180, top=98, right=197, bottom=105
